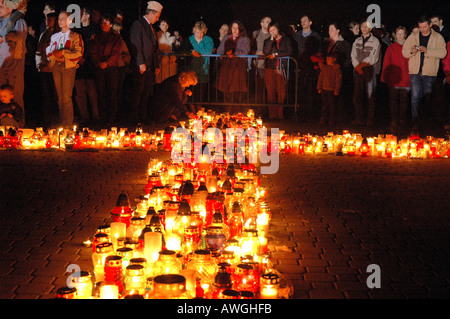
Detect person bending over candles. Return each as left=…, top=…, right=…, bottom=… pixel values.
left=153, top=70, right=198, bottom=123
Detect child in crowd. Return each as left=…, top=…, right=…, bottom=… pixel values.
left=0, top=84, right=23, bottom=128
left=317, top=53, right=342, bottom=125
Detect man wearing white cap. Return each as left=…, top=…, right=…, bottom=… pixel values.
left=128, top=1, right=163, bottom=125
left=0, top=0, right=28, bottom=126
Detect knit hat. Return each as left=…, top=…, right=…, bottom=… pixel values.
left=147, top=1, right=163, bottom=12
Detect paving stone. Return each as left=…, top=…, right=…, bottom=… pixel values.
left=2, top=138, right=450, bottom=299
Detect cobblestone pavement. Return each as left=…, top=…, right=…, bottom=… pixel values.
left=1, top=121, right=450, bottom=299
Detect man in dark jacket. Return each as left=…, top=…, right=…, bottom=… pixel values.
left=293, top=15, right=322, bottom=122
left=292, top=15, right=321, bottom=58
left=128, top=1, right=162, bottom=125
left=90, top=13, right=121, bottom=124
left=75, top=7, right=100, bottom=125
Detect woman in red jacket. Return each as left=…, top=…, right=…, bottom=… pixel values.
left=442, top=41, right=450, bottom=127
left=443, top=41, right=450, bottom=82
left=381, top=26, right=411, bottom=127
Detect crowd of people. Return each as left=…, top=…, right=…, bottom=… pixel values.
left=0, top=0, right=449, bottom=132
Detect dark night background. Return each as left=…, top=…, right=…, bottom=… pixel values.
left=23, top=0, right=450, bottom=39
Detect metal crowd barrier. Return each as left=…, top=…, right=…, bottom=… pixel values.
left=155, top=53, right=299, bottom=113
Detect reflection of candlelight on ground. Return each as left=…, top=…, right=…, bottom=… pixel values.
left=83, top=239, right=92, bottom=247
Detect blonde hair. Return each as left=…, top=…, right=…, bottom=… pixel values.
left=395, top=26, right=407, bottom=34
left=179, top=71, right=198, bottom=87
left=193, top=21, right=208, bottom=34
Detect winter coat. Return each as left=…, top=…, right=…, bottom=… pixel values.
left=263, top=35, right=293, bottom=71
left=351, top=33, right=381, bottom=75
left=402, top=29, right=447, bottom=76
left=46, top=30, right=84, bottom=69
left=381, top=41, right=411, bottom=87
left=89, top=30, right=122, bottom=68
left=317, top=63, right=342, bottom=94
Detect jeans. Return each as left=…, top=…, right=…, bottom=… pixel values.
left=52, top=63, right=77, bottom=128
left=410, top=73, right=436, bottom=120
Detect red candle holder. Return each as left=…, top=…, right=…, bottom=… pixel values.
left=232, top=263, right=259, bottom=294
left=228, top=202, right=244, bottom=239
left=104, top=255, right=123, bottom=293
left=110, top=193, right=133, bottom=227
left=359, top=139, right=370, bottom=157
left=145, top=175, right=163, bottom=195
left=163, top=127, right=174, bottom=151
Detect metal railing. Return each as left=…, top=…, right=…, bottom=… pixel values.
left=156, top=53, right=299, bottom=113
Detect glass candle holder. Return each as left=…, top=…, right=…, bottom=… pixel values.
left=92, top=242, right=114, bottom=282
left=126, top=217, right=146, bottom=241
left=259, top=272, right=280, bottom=299
left=144, top=231, right=162, bottom=263
left=104, top=255, right=123, bottom=293
left=179, top=269, right=196, bottom=298
left=147, top=274, right=189, bottom=299
left=183, top=225, right=200, bottom=255
left=124, top=264, right=146, bottom=296
left=232, top=263, right=259, bottom=294
left=116, top=247, right=134, bottom=274
left=239, top=229, right=261, bottom=257
left=55, top=287, right=77, bottom=299
left=92, top=233, right=110, bottom=254
left=220, top=289, right=240, bottom=299
left=205, top=226, right=227, bottom=253
left=110, top=222, right=126, bottom=251
left=205, top=264, right=233, bottom=299
left=186, top=249, right=218, bottom=288
left=151, top=250, right=182, bottom=277
left=99, top=282, right=119, bottom=299
left=71, top=271, right=93, bottom=299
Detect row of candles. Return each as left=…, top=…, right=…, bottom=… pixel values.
left=3, top=111, right=450, bottom=160
left=279, top=129, right=450, bottom=159
left=55, top=112, right=291, bottom=299
left=0, top=110, right=263, bottom=151
left=0, top=125, right=162, bottom=151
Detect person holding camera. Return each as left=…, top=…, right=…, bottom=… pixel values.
left=402, top=16, right=447, bottom=126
